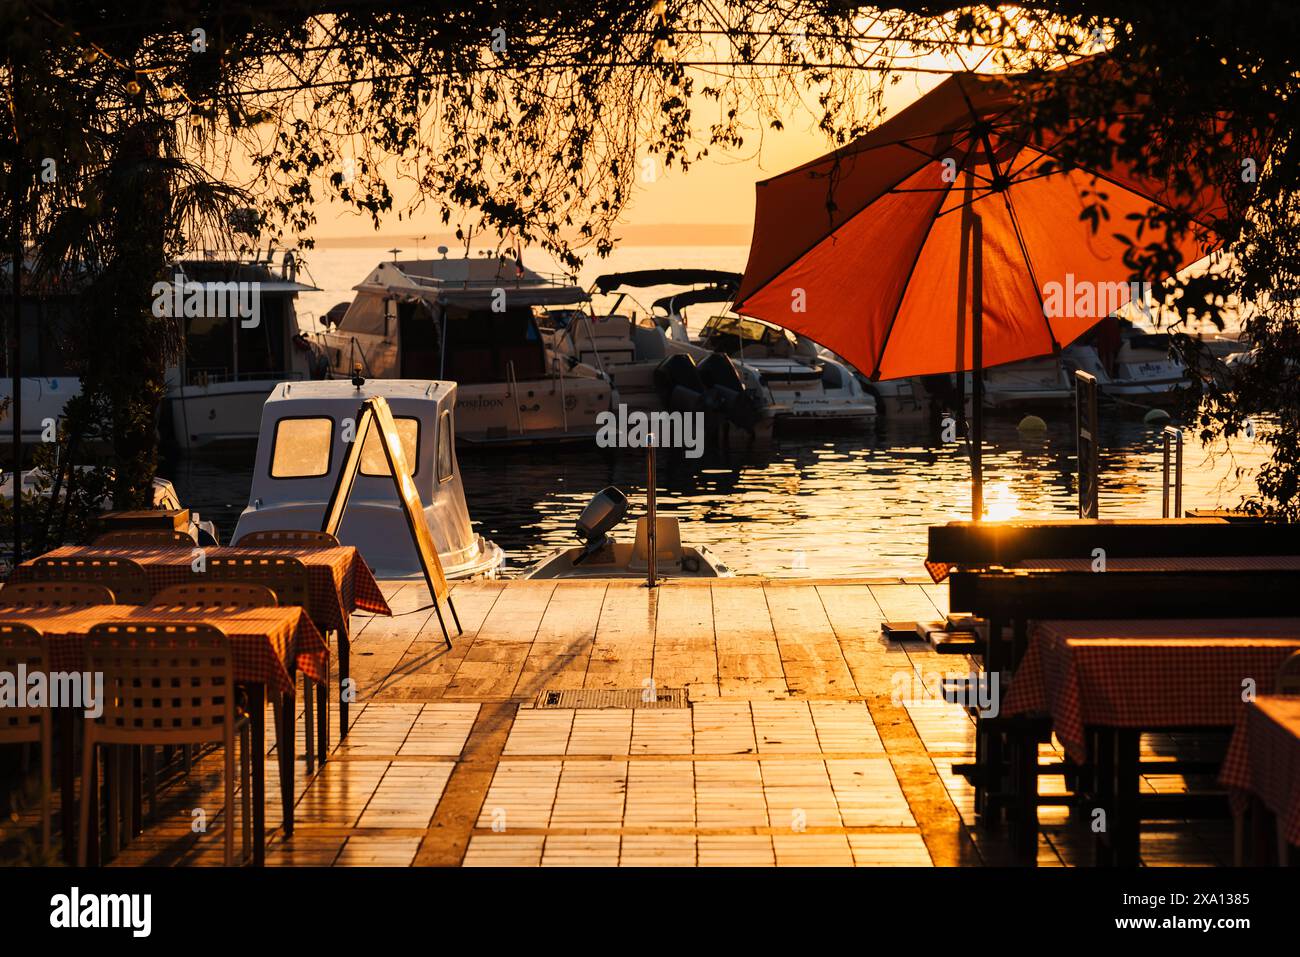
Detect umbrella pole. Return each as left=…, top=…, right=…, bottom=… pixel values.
left=971, top=214, right=984, bottom=521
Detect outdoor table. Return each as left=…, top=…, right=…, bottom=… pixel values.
left=0, top=602, right=328, bottom=866
left=13, top=544, right=392, bottom=634
left=12, top=543, right=394, bottom=747
left=1001, top=617, right=1300, bottom=865
left=1220, top=694, right=1300, bottom=862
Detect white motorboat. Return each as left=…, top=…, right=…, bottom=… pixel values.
left=232, top=379, right=504, bottom=579
left=0, top=251, right=320, bottom=453
left=302, top=254, right=615, bottom=447
left=163, top=252, right=321, bottom=450
left=981, top=355, right=1075, bottom=410
left=692, top=314, right=877, bottom=426
left=523, top=486, right=731, bottom=579
left=547, top=270, right=779, bottom=448
left=1062, top=325, right=1192, bottom=405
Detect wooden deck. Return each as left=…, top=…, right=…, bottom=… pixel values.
left=2, top=578, right=1233, bottom=866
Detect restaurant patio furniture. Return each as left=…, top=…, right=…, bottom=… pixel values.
left=0, top=601, right=326, bottom=865
left=0, top=623, right=53, bottom=854
left=1221, top=691, right=1300, bottom=866
left=234, top=529, right=341, bottom=549
left=946, top=563, right=1300, bottom=851
left=80, top=622, right=251, bottom=866
left=28, top=555, right=152, bottom=604
left=1001, top=617, right=1300, bottom=865
left=0, top=581, right=116, bottom=607
left=12, top=543, right=392, bottom=755
left=205, top=556, right=321, bottom=775
left=93, top=529, right=197, bottom=547
left=150, top=583, right=279, bottom=609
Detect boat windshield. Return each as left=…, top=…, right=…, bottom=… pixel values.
left=698, top=314, right=792, bottom=355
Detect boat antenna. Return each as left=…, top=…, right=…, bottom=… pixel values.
left=387, top=247, right=401, bottom=263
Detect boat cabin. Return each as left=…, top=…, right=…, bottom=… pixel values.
left=233, top=379, right=503, bottom=579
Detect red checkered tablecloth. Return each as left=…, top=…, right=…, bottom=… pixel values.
left=1001, top=618, right=1300, bottom=762
left=1220, top=695, right=1300, bottom=846
left=0, top=603, right=327, bottom=696
left=14, top=545, right=391, bottom=634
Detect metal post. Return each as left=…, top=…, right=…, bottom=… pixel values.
left=9, top=63, right=23, bottom=564
left=970, top=214, right=984, bottom=521
left=645, top=436, right=657, bottom=588
left=1075, top=370, right=1099, bottom=519
left=1161, top=426, right=1183, bottom=518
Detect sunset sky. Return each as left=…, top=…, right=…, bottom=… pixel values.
left=309, top=68, right=948, bottom=247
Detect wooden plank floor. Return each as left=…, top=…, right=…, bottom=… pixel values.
left=0, top=578, right=1233, bottom=867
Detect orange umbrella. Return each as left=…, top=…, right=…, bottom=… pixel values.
left=734, top=56, right=1231, bottom=516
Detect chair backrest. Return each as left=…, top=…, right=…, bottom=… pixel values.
left=0, top=623, right=49, bottom=743
left=1278, top=650, right=1300, bottom=695
left=93, top=529, right=195, bottom=547
left=150, top=582, right=279, bottom=610
left=30, top=556, right=152, bottom=604
left=0, top=581, right=116, bottom=608
left=234, top=529, right=340, bottom=549
left=85, top=622, right=236, bottom=746
left=206, top=555, right=310, bottom=608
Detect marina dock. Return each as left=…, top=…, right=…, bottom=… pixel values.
left=15, top=577, right=1227, bottom=869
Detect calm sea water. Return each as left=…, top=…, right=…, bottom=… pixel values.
left=169, top=245, right=1267, bottom=579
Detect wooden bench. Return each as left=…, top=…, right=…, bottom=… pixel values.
left=928, top=517, right=1298, bottom=571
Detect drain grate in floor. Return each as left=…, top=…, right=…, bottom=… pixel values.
left=532, top=687, right=688, bottom=709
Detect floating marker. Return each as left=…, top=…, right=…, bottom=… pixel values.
left=1017, top=414, right=1047, bottom=434
left=1144, top=407, right=1171, bottom=424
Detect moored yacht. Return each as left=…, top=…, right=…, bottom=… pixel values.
left=232, top=379, right=504, bottom=579
left=546, top=270, right=778, bottom=448
left=1, top=251, right=320, bottom=453
left=692, top=313, right=877, bottom=426
left=1062, top=321, right=1192, bottom=406
left=303, top=254, right=614, bottom=447
left=162, top=252, right=321, bottom=451
left=581, top=269, right=875, bottom=427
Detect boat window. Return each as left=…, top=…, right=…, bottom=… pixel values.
left=270, top=417, right=334, bottom=478
left=183, top=313, right=234, bottom=384
left=359, top=416, right=419, bottom=477
left=236, top=295, right=287, bottom=376
left=436, top=410, right=454, bottom=482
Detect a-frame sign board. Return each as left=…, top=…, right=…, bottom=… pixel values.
left=321, top=395, right=461, bottom=647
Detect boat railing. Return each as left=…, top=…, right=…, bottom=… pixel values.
left=403, top=270, right=576, bottom=292
left=312, top=332, right=374, bottom=379
left=1161, top=425, right=1184, bottom=518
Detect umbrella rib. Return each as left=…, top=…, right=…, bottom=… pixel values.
left=738, top=143, right=972, bottom=310
left=1014, top=141, right=1221, bottom=233
left=1001, top=186, right=1060, bottom=354
left=868, top=176, right=960, bottom=380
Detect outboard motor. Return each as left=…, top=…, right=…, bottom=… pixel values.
left=574, top=486, right=629, bottom=564
left=656, top=352, right=764, bottom=441
left=653, top=353, right=709, bottom=414
left=697, top=352, right=763, bottom=431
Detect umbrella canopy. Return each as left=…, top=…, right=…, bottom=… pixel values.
left=733, top=57, right=1230, bottom=381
